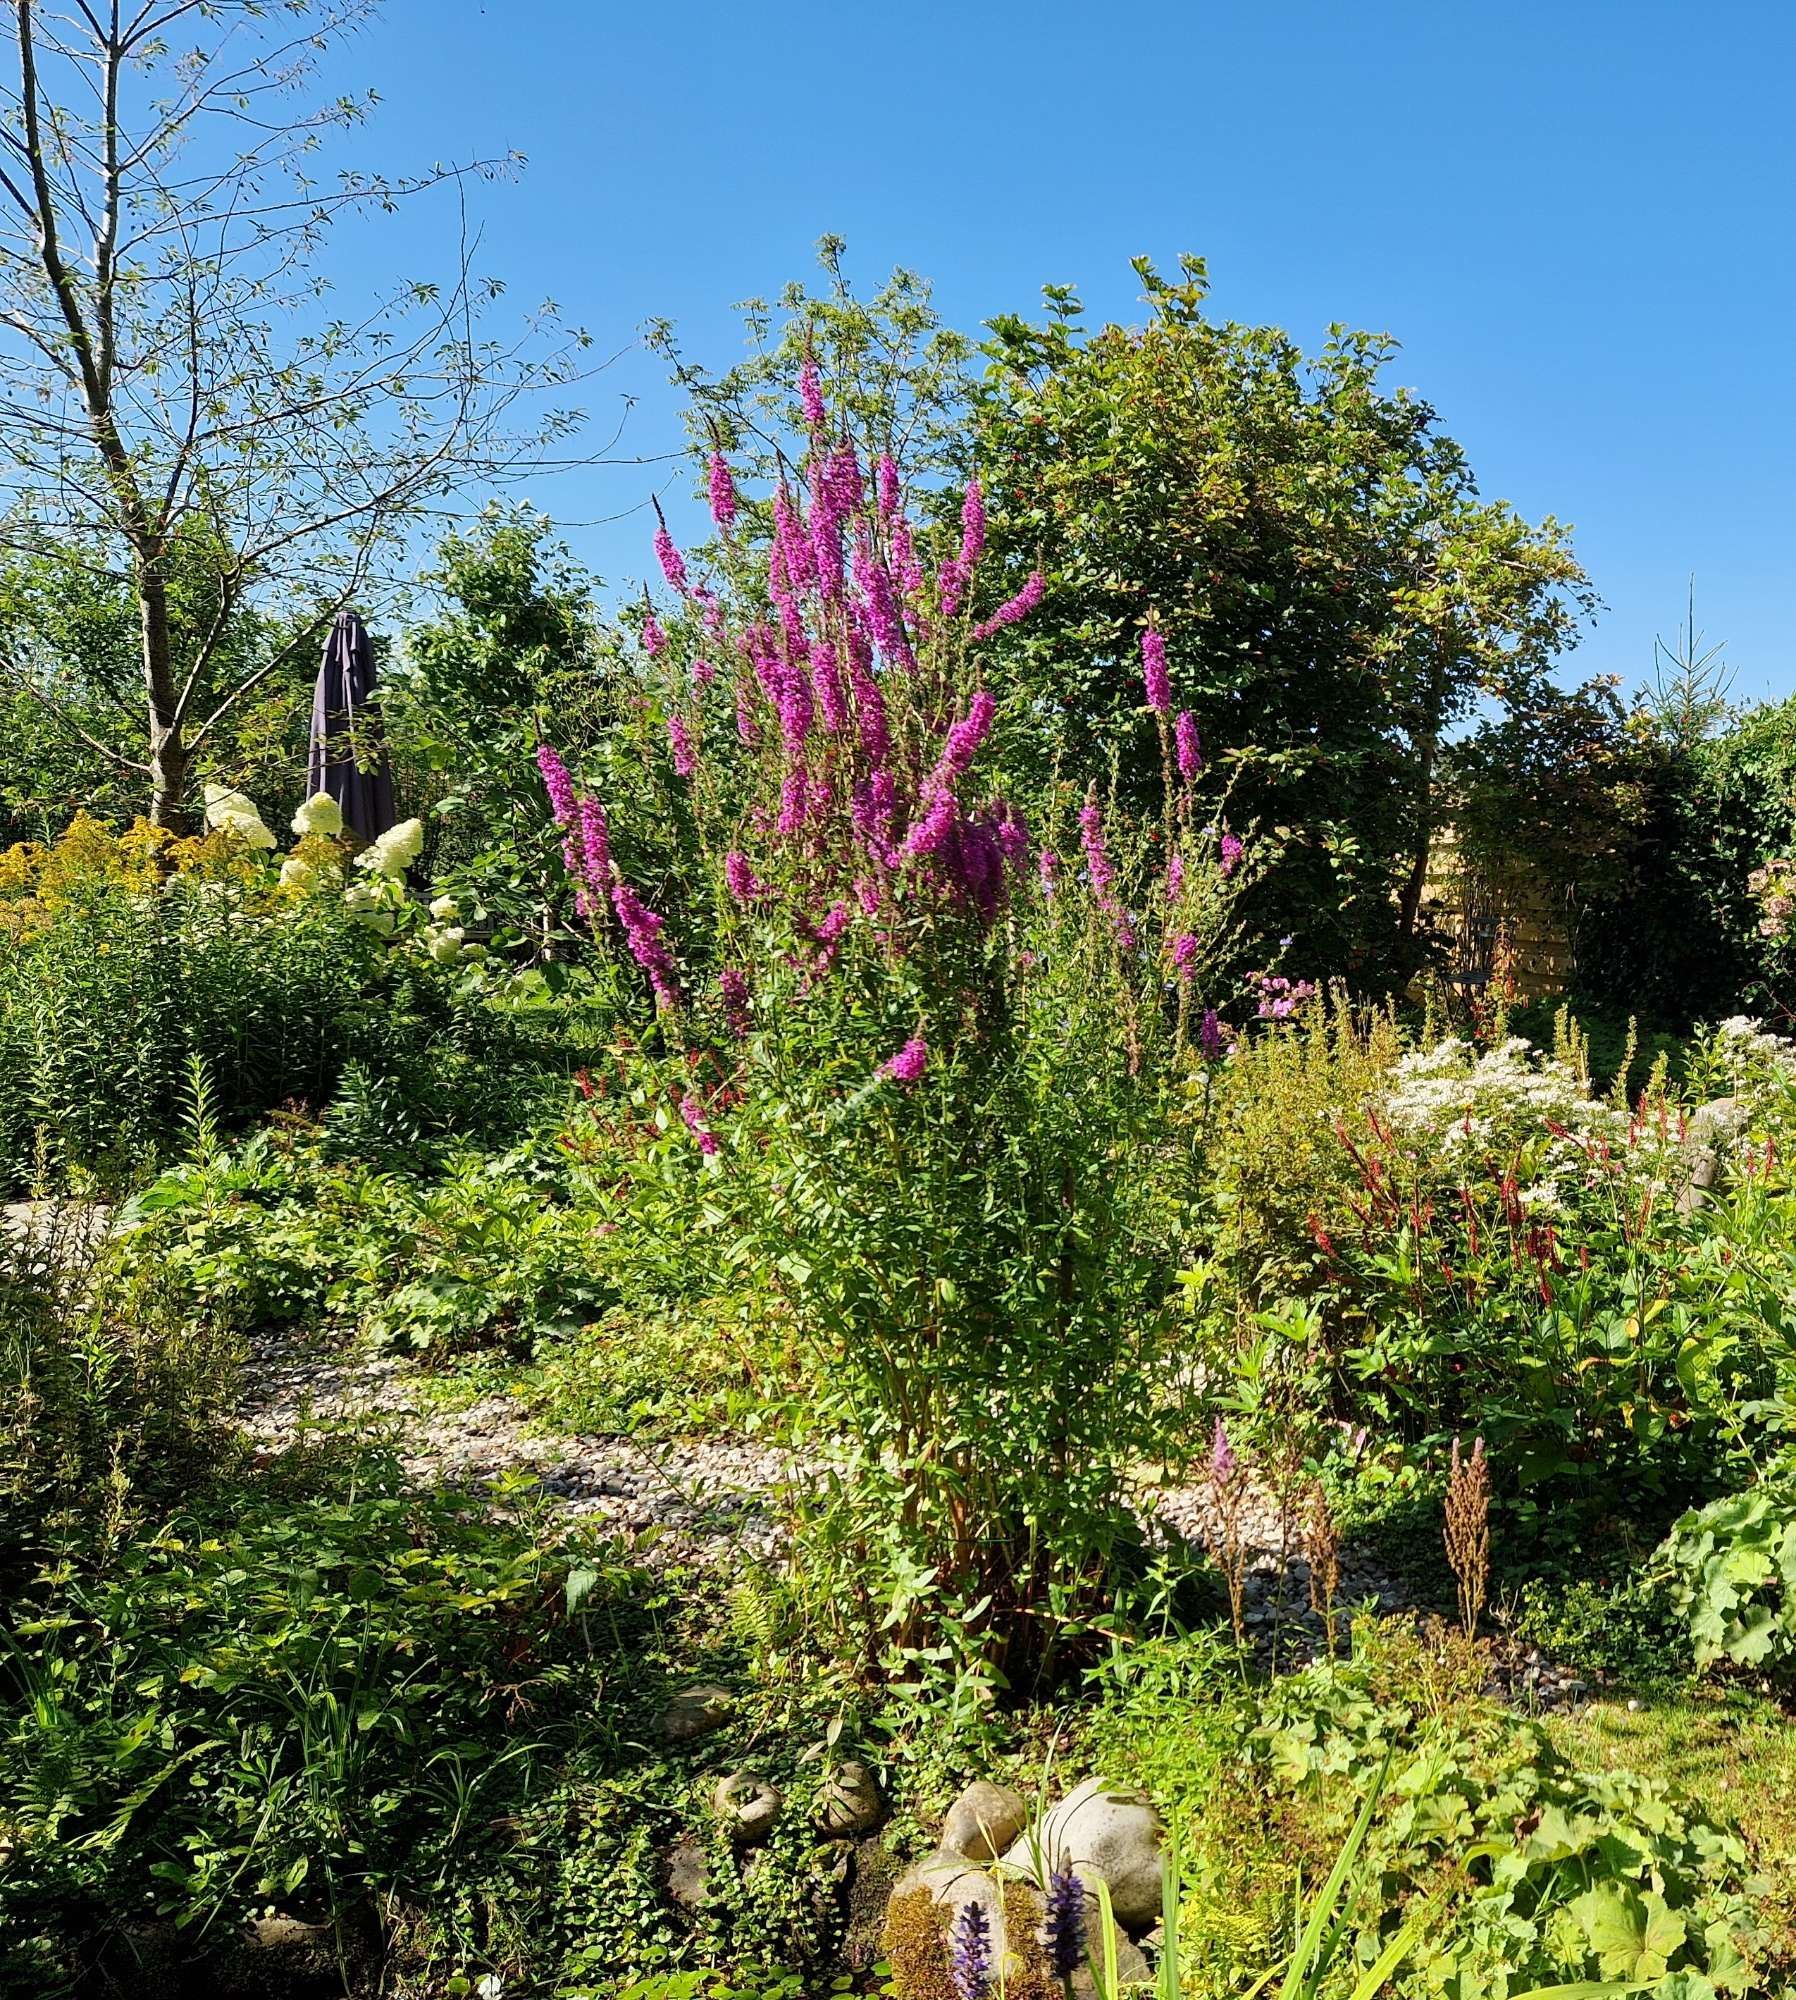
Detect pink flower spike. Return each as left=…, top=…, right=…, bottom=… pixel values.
left=723, top=850, right=767, bottom=904
left=1220, top=832, right=1245, bottom=878
left=708, top=451, right=737, bottom=529
left=799, top=358, right=827, bottom=433
left=666, top=714, right=697, bottom=778
left=927, top=690, right=997, bottom=794
left=536, top=742, right=576, bottom=828
left=642, top=611, right=666, bottom=658
left=577, top=795, right=611, bottom=900
left=610, top=877, right=680, bottom=1011
left=972, top=570, right=1044, bottom=643
left=876, top=452, right=900, bottom=521
left=901, top=788, right=958, bottom=862
left=654, top=522, right=689, bottom=595
left=1209, top=1417, right=1237, bottom=1484
left=881, top=1036, right=929, bottom=1087
left=680, top=1093, right=720, bottom=1157
left=1175, top=711, right=1203, bottom=781
left=719, top=965, right=752, bottom=1039
left=810, top=638, right=847, bottom=735
left=1141, top=629, right=1171, bottom=714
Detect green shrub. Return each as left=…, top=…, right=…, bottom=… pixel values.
left=0, top=1449, right=640, bottom=1990
left=121, top=1131, right=618, bottom=1354
left=1093, top=1625, right=1777, bottom=1996
left=1656, top=1457, right=1796, bottom=1681
left=0, top=1219, right=239, bottom=1585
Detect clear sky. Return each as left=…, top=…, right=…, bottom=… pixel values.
left=320, top=0, right=1796, bottom=705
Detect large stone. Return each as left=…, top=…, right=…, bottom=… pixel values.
left=1679, top=1096, right=1749, bottom=1213
left=713, top=1769, right=783, bottom=1845
left=662, top=1833, right=709, bottom=1912
left=1004, top=1776, right=1165, bottom=1930
left=660, top=1682, right=734, bottom=1742
left=817, top=1757, right=886, bottom=1836
left=942, top=1778, right=1028, bottom=1861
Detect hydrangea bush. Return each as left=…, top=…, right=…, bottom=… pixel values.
left=541, top=358, right=1246, bottom=1691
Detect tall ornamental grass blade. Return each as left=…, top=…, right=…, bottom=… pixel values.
left=1279, top=1741, right=1396, bottom=1997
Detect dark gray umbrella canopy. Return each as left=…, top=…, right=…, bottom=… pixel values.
left=308, top=610, right=396, bottom=843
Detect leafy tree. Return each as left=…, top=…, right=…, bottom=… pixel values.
left=0, top=0, right=586, bottom=826
left=1443, top=674, right=1652, bottom=948
left=387, top=510, right=618, bottom=954
left=0, top=527, right=308, bottom=844
left=974, top=255, right=1593, bottom=983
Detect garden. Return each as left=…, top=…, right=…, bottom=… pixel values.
left=9, top=10, right=1796, bottom=2000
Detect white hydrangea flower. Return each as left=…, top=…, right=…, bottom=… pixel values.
left=428, top=893, right=461, bottom=922
left=423, top=923, right=466, bottom=964
left=355, top=817, right=424, bottom=878
left=291, top=791, right=345, bottom=838
left=342, top=878, right=398, bottom=934
left=202, top=783, right=275, bottom=850
left=280, top=850, right=341, bottom=892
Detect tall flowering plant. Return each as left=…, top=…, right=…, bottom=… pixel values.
left=541, top=362, right=1242, bottom=1689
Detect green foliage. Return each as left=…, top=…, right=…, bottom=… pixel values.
left=1193, top=1007, right=1796, bottom=1502
left=1510, top=1574, right=1695, bottom=1693
left=1657, top=1457, right=1796, bottom=1679
left=0, top=528, right=313, bottom=847
left=0, top=1218, right=240, bottom=1586
left=122, top=1129, right=618, bottom=1354
left=1095, top=1626, right=1777, bottom=1998
left=975, top=254, right=1593, bottom=984
left=1575, top=693, right=1796, bottom=1027
left=388, top=509, right=625, bottom=952
left=0, top=867, right=393, bottom=1186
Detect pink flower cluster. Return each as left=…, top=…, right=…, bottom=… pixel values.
left=1252, top=971, right=1318, bottom=1020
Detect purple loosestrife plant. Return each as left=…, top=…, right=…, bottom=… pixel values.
left=1175, top=710, right=1202, bottom=782
left=543, top=354, right=1247, bottom=1689
left=880, top=1035, right=929, bottom=1087
left=1141, top=627, right=1172, bottom=715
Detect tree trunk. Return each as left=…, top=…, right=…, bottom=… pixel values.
left=1396, top=726, right=1437, bottom=945
left=139, top=561, right=187, bottom=828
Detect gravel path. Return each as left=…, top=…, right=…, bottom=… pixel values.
left=238, top=1338, right=792, bottom=1565
left=240, top=1339, right=1595, bottom=1706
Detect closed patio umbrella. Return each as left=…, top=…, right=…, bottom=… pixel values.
left=307, top=609, right=396, bottom=842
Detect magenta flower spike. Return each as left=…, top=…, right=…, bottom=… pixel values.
left=1141, top=628, right=1172, bottom=714
left=679, top=1093, right=720, bottom=1156
left=881, top=1036, right=929, bottom=1086
left=611, top=877, right=680, bottom=1010
left=926, top=690, right=997, bottom=795
left=719, top=965, right=752, bottom=1038
left=653, top=523, right=689, bottom=596
left=876, top=452, right=900, bottom=521
left=708, top=451, right=737, bottom=529
left=1175, top=710, right=1203, bottom=781
left=971, top=570, right=1044, bottom=643
left=810, top=638, right=847, bottom=735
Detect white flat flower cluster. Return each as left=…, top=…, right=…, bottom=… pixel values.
left=1379, top=1036, right=1626, bottom=1166
left=1696, top=1017, right=1796, bottom=1123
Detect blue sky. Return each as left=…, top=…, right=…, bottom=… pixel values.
left=323, top=0, right=1796, bottom=704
